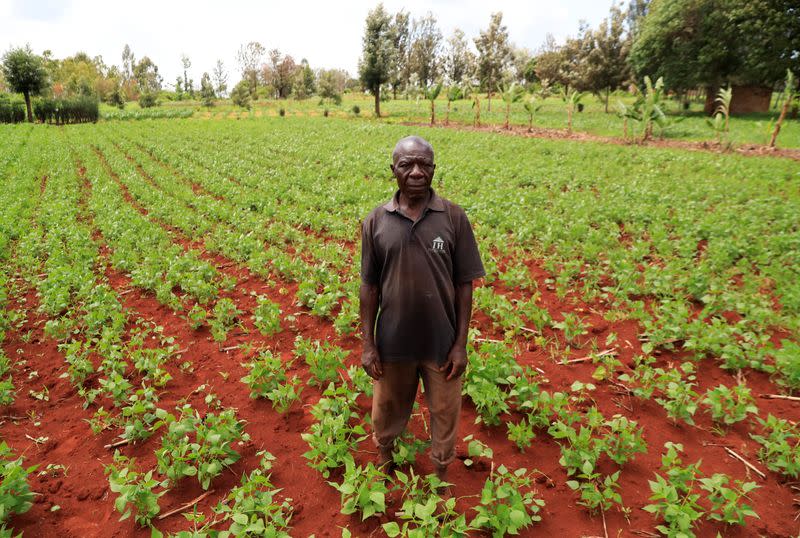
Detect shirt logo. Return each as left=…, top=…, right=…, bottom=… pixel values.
left=431, top=236, right=445, bottom=251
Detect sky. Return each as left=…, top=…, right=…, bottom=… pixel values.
left=0, top=0, right=618, bottom=88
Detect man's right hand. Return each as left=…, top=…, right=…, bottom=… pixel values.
left=361, top=346, right=383, bottom=380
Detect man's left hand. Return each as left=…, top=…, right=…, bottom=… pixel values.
left=440, top=346, right=467, bottom=381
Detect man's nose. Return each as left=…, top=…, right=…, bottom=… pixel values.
left=409, top=164, right=424, bottom=177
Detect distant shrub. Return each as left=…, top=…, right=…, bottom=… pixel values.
left=279, top=107, right=286, bottom=117
left=0, top=96, right=25, bottom=123
left=230, top=80, right=251, bottom=110
left=352, top=105, right=360, bottom=115
left=138, top=92, right=158, bottom=108
left=33, top=96, right=99, bottom=124
left=323, top=109, right=329, bottom=117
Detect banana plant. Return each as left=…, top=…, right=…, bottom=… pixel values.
left=424, top=82, right=443, bottom=126
left=561, top=87, right=585, bottom=134
left=500, top=82, right=524, bottom=130
left=706, top=85, right=732, bottom=144
left=471, top=87, right=481, bottom=127
left=523, top=94, right=543, bottom=132
left=445, top=85, right=463, bottom=126
left=770, top=69, right=797, bottom=148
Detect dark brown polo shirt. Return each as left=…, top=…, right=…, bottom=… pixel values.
left=361, top=189, right=485, bottom=364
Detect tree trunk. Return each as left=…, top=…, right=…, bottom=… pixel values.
left=504, top=103, right=510, bottom=129
left=605, top=87, right=610, bottom=113
left=24, top=91, right=33, bottom=123
left=430, top=99, right=435, bottom=126
left=528, top=115, right=532, bottom=132
left=446, top=101, right=450, bottom=126
left=769, top=93, right=792, bottom=147
left=374, top=88, right=381, bottom=118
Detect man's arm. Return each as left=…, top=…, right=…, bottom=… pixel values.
left=360, top=281, right=382, bottom=379
left=441, top=280, right=473, bottom=381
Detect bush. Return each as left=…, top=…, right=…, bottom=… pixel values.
left=279, top=107, right=285, bottom=117
left=32, top=96, right=99, bottom=124
left=0, top=96, right=25, bottom=124
left=351, top=105, right=360, bottom=115
left=323, top=109, right=329, bottom=117
left=230, top=80, right=251, bottom=110
left=138, top=92, right=158, bottom=108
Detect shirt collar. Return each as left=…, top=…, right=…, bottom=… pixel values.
left=383, top=188, right=445, bottom=213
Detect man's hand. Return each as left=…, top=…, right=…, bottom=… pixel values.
left=362, top=345, right=383, bottom=380
left=440, top=346, right=467, bottom=381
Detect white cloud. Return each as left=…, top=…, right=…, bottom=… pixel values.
left=0, top=0, right=615, bottom=88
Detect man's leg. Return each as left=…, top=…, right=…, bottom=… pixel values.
left=419, top=360, right=463, bottom=481
left=371, top=360, right=420, bottom=467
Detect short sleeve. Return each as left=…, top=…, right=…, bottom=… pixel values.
left=360, top=214, right=380, bottom=285
left=453, top=208, right=485, bottom=283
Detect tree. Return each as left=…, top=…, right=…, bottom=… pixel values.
left=474, top=12, right=512, bottom=111
left=444, top=28, right=475, bottom=85
left=263, top=50, right=298, bottom=98
left=627, top=0, right=651, bottom=36
left=1, top=46, right=49, bottom=122
left=511, top=47, right=537, bottom=87
left=121, top=44, right=135, bottom=83
left=133, top=56, right=162, bottom=101
left=317, top=68, right=347, bottom=104
left=390, top=11, right=411, bottom=98
left=174, top=76, right=183, bottom=99
left=629, top=0, right=800, bottom=93
left=294, top=59, right=315, bottom=99
left=181, top=54, right=193, bottom=98
left=213, top=60, right=228, bottom=97
left=409, top=12, right=443, bottom=87
left=200, top=72, right=215, bottom=107
left=230, top=79, right=251, bottom=109
left=358, top=3, right=396, bottom=117
left=237, top=41, right=265, bottom=97
left=583, top=4, right=631, bottom=112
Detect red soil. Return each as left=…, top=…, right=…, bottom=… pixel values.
left=1, top=156, right=798, bottom=538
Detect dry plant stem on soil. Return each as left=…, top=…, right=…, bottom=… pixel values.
left=761, top=394, right=800, bottom=402
left=158, top=490, right=215, bottom=520
left=725, top=447, right=767, bottom=480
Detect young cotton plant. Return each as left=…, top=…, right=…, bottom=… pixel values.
left=750, top=414, right=800, bottom=478
left=471, top=465, right=545, bottom=536
left=0, top=442, right=37, bottom=525
left=699, top=474, right=759, bottom=526
left=383, top=470, right=472, bottom=537
left=154, top=405, right=250, bottom=490
left=643, top=443, right=704, bottom=537
left=293, top=336, right=348, bottom=387
left=702, top=384, right=758, bottom=426
left=329, top=460, right=389, bottom=521
left=213, top=451, right=293, bottom=537
left=105, top=451, right=168, bottom=528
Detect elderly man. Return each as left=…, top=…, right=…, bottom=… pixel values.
left=359, top=135, right=485, bottom=484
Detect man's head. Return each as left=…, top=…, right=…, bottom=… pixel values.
left=391, top=136, right=436, bottom=201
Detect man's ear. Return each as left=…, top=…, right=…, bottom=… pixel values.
left=390, top=164, right=396, bottom=174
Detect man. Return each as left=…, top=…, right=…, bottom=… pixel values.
left=359, top=135, right=485, bottom=485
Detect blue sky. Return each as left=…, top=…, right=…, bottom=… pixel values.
left=1, top=0, right=618, bottom=87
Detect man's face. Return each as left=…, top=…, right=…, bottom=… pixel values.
left=391, top=142, right=436, bottom=201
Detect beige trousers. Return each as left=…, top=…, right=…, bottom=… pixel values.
left=371, top=359, right=463, bottom=469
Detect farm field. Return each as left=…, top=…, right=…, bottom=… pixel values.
left=102, top=94, right=800, bottom=150
left=0, top=116, right=799, bottom=537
